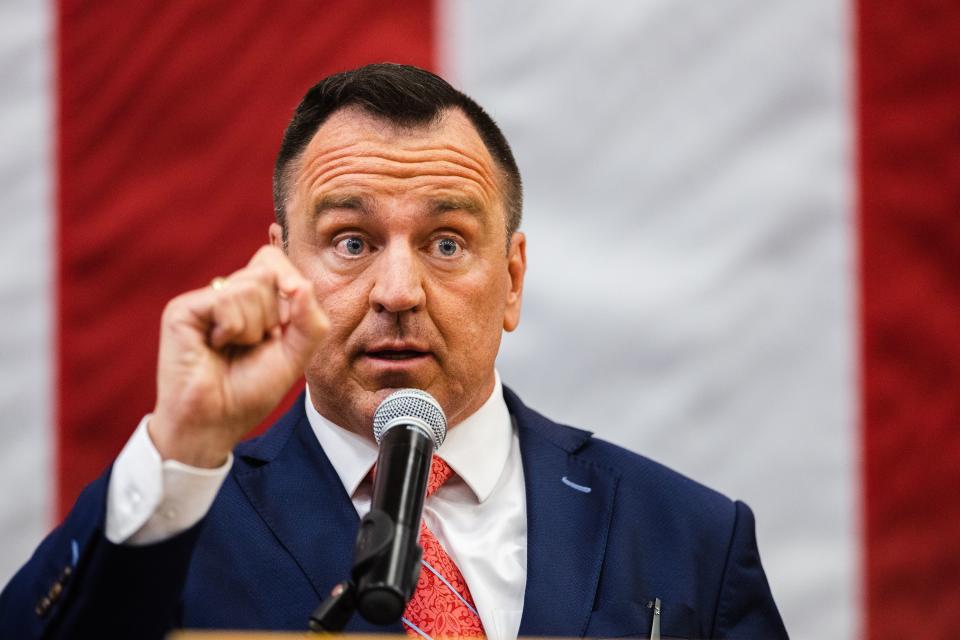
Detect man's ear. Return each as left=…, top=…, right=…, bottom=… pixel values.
left=269, top=222, right=284, bottom=249
left=503, top=231, right=526, bottom=332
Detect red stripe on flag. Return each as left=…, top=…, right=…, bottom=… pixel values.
left=56, top=0, right=435, bottom=517
left=857, top=0, right=960, bottom=636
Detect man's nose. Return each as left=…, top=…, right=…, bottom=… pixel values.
left=368, top=243, right=426, bottom=314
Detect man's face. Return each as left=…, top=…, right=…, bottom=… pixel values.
left=270, top=107, right=525, bottom=437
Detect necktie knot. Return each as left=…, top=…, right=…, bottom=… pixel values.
left=426, top=455, right=453, bottom=497
left=365, top=455, right=452, bottom=496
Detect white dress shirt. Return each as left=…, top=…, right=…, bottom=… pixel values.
left=106, top=372, right=527, bottom=640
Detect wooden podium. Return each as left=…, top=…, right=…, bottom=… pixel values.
left=170, top=634, right=562, bottom=640
left=167, top=631, right=552, bottom=640
left=170, top=633, right=393, bottom=639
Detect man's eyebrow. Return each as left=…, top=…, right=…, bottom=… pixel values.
left=431, top=196, right=483, bottom=216
left=312, top=193, right=369, bottom=219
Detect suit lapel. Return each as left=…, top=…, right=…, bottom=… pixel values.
left=232, top=395, right=403, bottom=633
left=506, top=388, right=620, bottom=638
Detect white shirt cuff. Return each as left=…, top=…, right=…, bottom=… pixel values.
left=105, top=415, right=232, bottom=545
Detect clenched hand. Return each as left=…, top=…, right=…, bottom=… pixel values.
left=149, top=246, right=328, bottom=467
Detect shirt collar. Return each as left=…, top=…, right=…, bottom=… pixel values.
left=305, top=388, right=378, bottom=499
left=304, top=370, right=513, bottom=504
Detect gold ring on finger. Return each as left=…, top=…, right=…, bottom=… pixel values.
left=210, top=276, right=229, bottom=291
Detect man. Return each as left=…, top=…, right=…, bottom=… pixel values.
left=0, top=63, right=787, bottom=639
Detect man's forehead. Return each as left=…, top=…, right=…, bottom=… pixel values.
left=290, top=105, right=507, bottom=225
left=304, top=105, right=490, bottom=157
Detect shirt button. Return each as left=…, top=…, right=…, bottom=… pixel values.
left=164, top=507, right=178, bottom=519
left=125, top=486, right=142, bottom=505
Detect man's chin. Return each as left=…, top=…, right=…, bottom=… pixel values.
left=372, top=368, right=446, bottom=405
left=308, top=368, right=440, bottom=435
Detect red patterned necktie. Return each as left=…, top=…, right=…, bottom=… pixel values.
left=402, top=456, right=486, bottom=639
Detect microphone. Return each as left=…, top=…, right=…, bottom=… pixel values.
left=352, top=389, right=447, bottom=625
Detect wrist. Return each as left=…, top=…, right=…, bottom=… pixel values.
left=147, top=413, right=232, bottom=469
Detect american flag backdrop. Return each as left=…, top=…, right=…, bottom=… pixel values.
left=1, top=1, right=958, bottom=638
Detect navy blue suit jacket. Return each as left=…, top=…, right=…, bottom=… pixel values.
left=1, top=387, right=787, bottom=638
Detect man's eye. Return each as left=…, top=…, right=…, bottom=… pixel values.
left=435, top=238, right=461, bottom=257
left=336, top=236, right=367, bottom=256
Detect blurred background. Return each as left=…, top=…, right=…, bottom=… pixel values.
left=1, top=1, right=957, bottom=638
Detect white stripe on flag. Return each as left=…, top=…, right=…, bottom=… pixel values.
left=440, top=1, right=858, bottom=638
left=0, top=0, right=54, bottom=587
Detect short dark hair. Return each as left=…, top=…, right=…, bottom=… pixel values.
left=272, top=63, right=522, bottom=246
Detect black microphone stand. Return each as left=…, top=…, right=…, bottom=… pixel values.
left=310, top=509, right=399, bottom=631
left=309, top=506, right=424, bottom=631
left=309, top=578, right=357, bottom=633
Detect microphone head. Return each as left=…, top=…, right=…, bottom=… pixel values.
left=373, top=388, right=447, bottom=449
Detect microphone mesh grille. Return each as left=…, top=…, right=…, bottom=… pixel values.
left=372, top=388, right=447, bottom=449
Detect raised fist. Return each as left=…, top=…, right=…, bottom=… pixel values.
left=149, top=245, right=328, bottom=467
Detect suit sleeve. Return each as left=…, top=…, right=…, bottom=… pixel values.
left=710, top=500, right=789, bottom=638
left=0, top=469, right=205, bottom=640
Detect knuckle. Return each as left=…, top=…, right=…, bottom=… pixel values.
left=225, top=279, right=258, bottom=303
left=257, top=268, right=280, bottom=290
left=162, top=296, right=188, bottom=322
left=227, top=278, right=252, bottom=298
left=232, top=267, right=276, bottom=296
left=213, top=300, right=241, bottom=330
left=252, top=244, right=282, bottom=265
left=244, top=264, right=270, bottom=283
